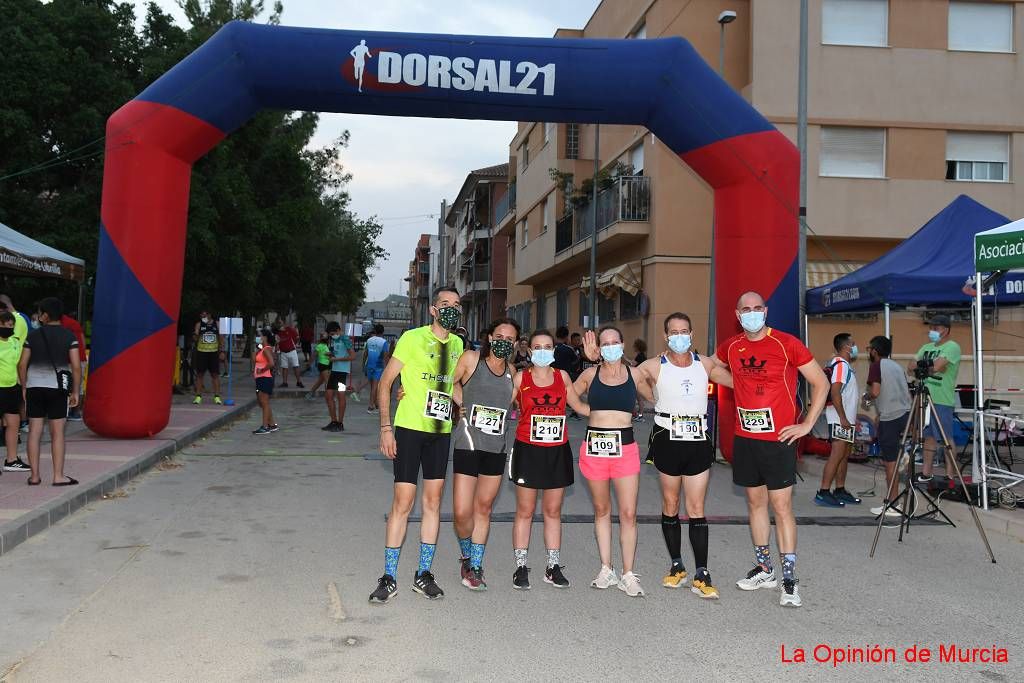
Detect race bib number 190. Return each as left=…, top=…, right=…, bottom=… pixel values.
left=424, top=390, right=453, bottom=422
left=530, top=415, right=565, bottom=443
left=670, top=415, right=705, bottom=441
left=738, top=407, right=775, bottom=434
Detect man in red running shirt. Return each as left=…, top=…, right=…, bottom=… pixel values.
left=714, top=291, right=829, bottom=609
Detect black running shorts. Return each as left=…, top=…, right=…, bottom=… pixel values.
left=508, top=440, right=574, bottom=490
left=877, top=413, right=909, bottom=463
left=328, top=371, right=349, bottom=391
left=26, top=387, right=69, bottom=420
left=393, top=426, right=450, bottom=484
left=453, top=448, right=506, bottom=477
left=193, top=350, right=219, bottom=374
left=731, top=435, right=797, bottom=490
left=0, top=385, right=22, bottom=415
left=648, top=426, right=714, bottom=477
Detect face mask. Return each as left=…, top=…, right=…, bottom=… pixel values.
left=30, top=320, right=40, bottom=329
left=435, top=306, right=461, bottom=331
left=928, top=330, right=941, bottom=343
left=600, top=344, right=624, bottom=362
left=849, top=345, right=859, bottom=360
left=331, top=334, right=340, bottom=340
left=531, top=349, right=555, bottom=367
left=490, top=339, right=514, bottom=359
left=0, top=328, right=13, bottom=339
left=201, top=317, right=210, bottom=324
left=667, top=334, right=691, bottom=354
left=740, top=311, right=766, bottom=333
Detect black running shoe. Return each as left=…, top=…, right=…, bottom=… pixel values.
left=321, top=421, right=338, bottom=431
left=544, top=564, right=570, bottom=588
left=368, top=574, right=397, bottom=604
left=3, top=457, right=31, bottom=472
left=513, top=565, right=531, bottom=590
left=412, top=571, right=444, bottom=599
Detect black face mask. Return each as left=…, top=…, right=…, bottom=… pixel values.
left=0, top=328, right=13, bottom=339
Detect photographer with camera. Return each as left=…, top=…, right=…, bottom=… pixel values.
left=908, top=315, right=961, bottom=484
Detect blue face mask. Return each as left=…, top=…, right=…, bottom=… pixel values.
left=849, top=345, right=859, bottom=360
left=740, top=310, right=766, bottom=333
left=667, top=334, right=692, bottom=354
left=600, top=344, right=625, bottom=362
left=531, top=349, right=555, bottom=367
left=928, top=330, right=941, bottom=343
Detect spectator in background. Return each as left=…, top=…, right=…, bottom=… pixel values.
left=0, top=295, right=30, bottom=432
left=19, top=297, right=81, bottom=486
left=815, top=333, right=860, bottom=508
left=554, top=326, right=578, bottom=419
left=192, top=310, right=224, bottom=405
left=363, top=324, right=390, bottom=414
left=276, top=320, right=304, bottom=389
left=322, top=321, right=355, bottom=432
left=454, top=326, right=472, bottom=350
left=632, top=338, right=648, bottom=422
left=300, top=320, right=315, bottom=374
left=513, top=337, right=532, bottom=371
left=910, top=315, right=961, bottom=484
left=61, top=311, right=86, bottom=421
left=0, top=311, right=29, bottom=473
left=866, top=335, right=911, bottom=518
left=305, top=332, right=332, bottom=400
left=252, top=328, right=279, bottom=435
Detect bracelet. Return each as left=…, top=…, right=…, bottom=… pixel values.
left=380, top=425, right=392, bottom=431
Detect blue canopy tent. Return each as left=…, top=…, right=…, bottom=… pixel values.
left=806, top=195, right=1024, bottom=322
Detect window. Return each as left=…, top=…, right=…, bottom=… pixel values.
left=544, top=122, right=555, bottom=144
left=630, top=21, right=646, bottom=40
left=822, top=0, right=888, bottom=47
left=619, top=289, right=639, bottom=320
left=598, top=294, right=616, bottom=325
left=629, top=142, right=644, bottom=175
left=820, top=126, right=886, bottom=178
left=556, top=288, right=568, bottom=327
left=542, top=197, right=552, bottom=234
left=946, top=132, right=1010, bottom=182
left=523, top=301, right=531, bottom=332
left=579, top=291, right=588, bottom=326
left=536, top=293, right=546, bottom=329
left=565, top=123, right=580, bottom=159
left=520, top=219, right=528, bottom=247
left=949, top=2, right=1013, bottom=53
left=520, top=141, right=529, bottom=169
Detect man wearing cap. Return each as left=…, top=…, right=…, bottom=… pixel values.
left=909, top=314, right=961, bottom=484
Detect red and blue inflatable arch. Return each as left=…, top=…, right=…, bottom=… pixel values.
left=86, top=21, right=798, bottom=445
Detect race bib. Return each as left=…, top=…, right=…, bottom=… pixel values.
left=471, top=405, right=506, bottom=436
left=424, top=390, right=453, bottom=422
left=738, top=407, right=775, bottom=434
left=586, top=430, right=623, bottom=458
left=201, top=332, right=217, bottom=344
left=530, top=415, right=565, bottom=443
left=670, top=415, right=706, bottom=442
left=831, top=423, right=855, bottom=443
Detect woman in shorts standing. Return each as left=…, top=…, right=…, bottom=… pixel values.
left=450, top=318, right=520, bottom=591
left=253, top=328, right=278, bottom=434
left=509, top=329, right=589, bottom=590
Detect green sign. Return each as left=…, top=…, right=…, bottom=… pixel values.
left=975, top=225, right=1024, bottom=271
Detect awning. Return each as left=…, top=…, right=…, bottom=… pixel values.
left=0, top=221, right=85, bottom=282
left=581, top=261, right=642, bottom=297
left=806, top=261, right=865, bottom=289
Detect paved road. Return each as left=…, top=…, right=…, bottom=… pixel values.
left=1, top=397, right=1021, bottom=681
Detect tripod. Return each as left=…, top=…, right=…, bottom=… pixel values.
left=869, top=379, right=996, bottom=562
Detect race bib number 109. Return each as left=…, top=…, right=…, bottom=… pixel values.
left=586, top=430, right=623, bottom=458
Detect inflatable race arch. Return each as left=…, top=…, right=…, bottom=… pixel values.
left=85, top=22, right=799, bottom=443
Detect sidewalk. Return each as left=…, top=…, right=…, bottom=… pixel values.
left=0, top=394, right=254, bottom=557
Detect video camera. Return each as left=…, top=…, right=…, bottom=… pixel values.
left=913, top=357, right=933, bottom=380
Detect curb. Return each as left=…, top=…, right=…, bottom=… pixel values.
left=0, top=398, right=256, bottom=557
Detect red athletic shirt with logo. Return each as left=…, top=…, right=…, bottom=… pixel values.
left=716, top=328, right=814, bottom=441
left=515, top=368, right=569, bottom=446
left=278, top=326, right=298, bottom=353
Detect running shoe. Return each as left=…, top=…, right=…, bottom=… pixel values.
left=813, top=491, right=845, bottom=508
left=617, top=571, right=645, bottom=597
left=67, top=409, right=83, bottom=421
left=462, top=566, right=487, bottom=591
left=3, top=458, right=30, bottom=472
left=19, top=420, right=27, bottom=433
left=321, top=421, right=338, bottom=431
left=662, top=564, right=688, bottom=589
left=252, top=425, right=272, bottom=435
left=268, top=424, right=280, bottom=433
left=213, top=395, right=223, bottom=405
left=780, top=578, right=802, bottom=607
left=736, top=564, right=778, bottom=591
left=368, top=574, right=397, bottom=604
left=349, top=392, right=362, bottom=403
left=544, top=564, right=570, bottom=588
left=512, top=566, right=531, bottom=590
left=334, top=422, right=345, bottom=432
left=870, top=504, right=900, bottom=518
left=914, top=473, right=934, bottom=483
left=833, top=488, right=861, bottom=505
left=279, top=383, right=289, bottom=389
left=412, top=571, right=444, bottom=599
left=690, top=572, right=719, bottom=600
left=590, top=565, right=619, bottom=589
left=305, top=392, right=315, bottom=401
left=192, top=395, right=202, bottom=405
left=460, top=557, right=472, bottom=583
left=296, top=382, right=305, bottom=389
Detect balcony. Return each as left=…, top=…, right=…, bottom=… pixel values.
left=554, top=175, right=650, bottom=258
left=493, top=184, right=516, bottom=227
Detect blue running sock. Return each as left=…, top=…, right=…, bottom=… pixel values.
left=469, top=542, right=485, bottom=570
left=781, top=553, right=797, bottom=582
left=384, top=546, right=400, bottom=578
left=417, top=542, right=437, bottom=576
left=755, top=545, right=773, bottom=572
left=458, top=536, right=472, bottom=560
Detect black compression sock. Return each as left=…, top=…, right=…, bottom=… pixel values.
left=661, top=514, right=681, bottom=563
left=688, top=517, right=709, bottom=570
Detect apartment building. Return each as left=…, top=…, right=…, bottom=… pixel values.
left=407, top=233, right=436, bottom=328
left=500, top=0, right=1024, bottom=388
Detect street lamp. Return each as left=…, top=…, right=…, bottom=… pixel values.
left=708, top=9, right=736, bottom=353
left=717, top=10, right=737, bottom=76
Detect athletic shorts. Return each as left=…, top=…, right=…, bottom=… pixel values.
left=732, top=435, right=797, bottom=490
left=877, top=413, right=909, bottom=463
left=393, top=426, right=450, bottom=484
left=317, top=363, right=330, bottom=373
left=578, top=427, right=641, bottom=481
left=366, top=367, right=384, bottom=381
left=647, top=425, right=714, bottom=477
left=508, top=440, right=574, bottom=489
left=301, top=340, right=312, bottom=356
left=0, top=385, right=22, bottom=415
left=328, top=371, right=349, bottom=391
left=26, top=387, right=68, bottom=420
left=255, top=377, right=274, bottom=395
left=193, top=350, right=219, bottom=374
left=924, top=403, right=955, bottom=449
left=279, top=350, right=300, bottom=368
left=453, top=448, right=506, bottom=477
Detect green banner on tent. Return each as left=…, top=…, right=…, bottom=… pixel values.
left=975, top=228, right=1024, bottom=271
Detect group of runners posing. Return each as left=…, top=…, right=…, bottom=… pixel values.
left=370, top=287, right=829, bottom=609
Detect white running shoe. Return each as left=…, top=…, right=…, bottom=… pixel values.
left=590, top=565, right=619, bottom=589
left=780, top=579, right=802, bottom=607
left=736, top=564, right=778, bottom=591
left=617, top=571, right=645, bottom=597
left=870, top=504, right=900, bottom=518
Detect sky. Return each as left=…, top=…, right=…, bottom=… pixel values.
left=129, top=0, right=601, bottom=301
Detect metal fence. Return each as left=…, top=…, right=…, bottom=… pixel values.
left=492, top=184, right=516, bottom=226
left=555, top=176, right=650, bottom=253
